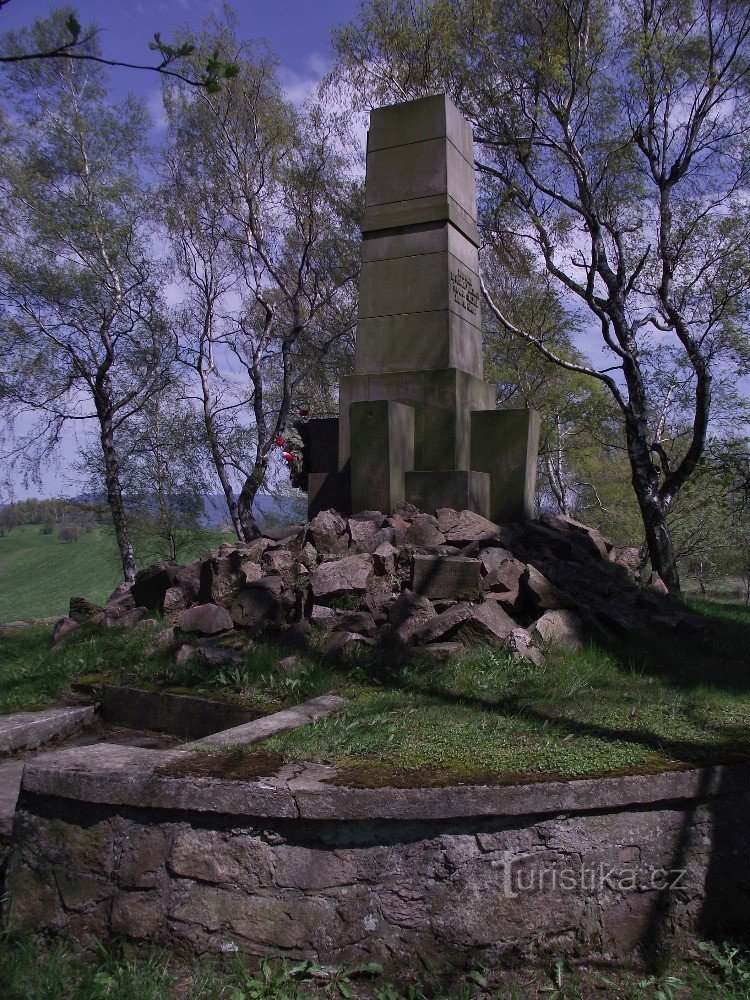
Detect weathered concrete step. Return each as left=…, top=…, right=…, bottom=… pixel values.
left=188, top=694, right=349, bottom=747
left=0, top=706, right=95, bottom=755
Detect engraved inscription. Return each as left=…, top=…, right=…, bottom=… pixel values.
left=411, top=555, right=481, bottom=600
left=450, top=268, right=480, bottom=315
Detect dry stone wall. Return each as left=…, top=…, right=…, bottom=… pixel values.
left=5, top=760, right=750, bottom=965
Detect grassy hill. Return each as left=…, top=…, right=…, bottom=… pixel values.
left=0, top=524, right=226, bottom=623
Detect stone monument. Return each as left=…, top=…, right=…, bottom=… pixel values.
left=306, top=94, right=539, bottom=522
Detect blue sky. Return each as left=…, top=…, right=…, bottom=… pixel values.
left=2, top=1, right=359, bottom=106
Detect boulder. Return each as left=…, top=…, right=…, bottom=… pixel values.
left=532, top=609, right=586, bottom=651
left=279, top=620, right=312, bottom=650
left=411, top=600, right=517, bottom=646
left=106, top=607, right=149, bottom=630
left=476, top=546, right=515, bottom=575
left=435, top=508, right=502, bottom=545
left=69, top=596, right=103, bottom=623
left=311, top=605, right=336, bottom=627
left=198, top=554, right=246, bottom=606
left=305, top=509, right=347, bottom=554
left=348, top=518, right=382, bottom=548
left=173, top=561, right=201, bottom=600
left=334, top=610, right=377, bottom=636
left=614, top=547, right=641, bottom=581
left=261, top=548, right=296, bottom=584
left=322, top=631, right=374, bottom=656
left=403, top=514, right=445, bottom=547
left=310, top=553, right=374, bottom=600
left=297, top=542, right=319, bottom=569
left=387, top=590, right=437, bottom=643
left=539, top=513, right=613, bottom=559
left=373, top=541, right=398, bottom=575
left=131, top=562, right=179, bottom=612
left=176, top=644, right=247, bottom=668
left=420, top=642, right=465, bottom=662
left=230, top=538, right=272, bottom=563
left=504, top=627, right=544, bottom=666
left=482, top=559, right=526, bottom=608
left=452, top=601, right=517, bottom=645
left=409, top=602, right=472, bottom=645
left=648, top=571, right=670, bottom=595
left=240, top=560, right=263, bottom=584
left=521, top=565, right=566, bottom=610
left=163, top=587, right=189, bottom=613
left=105, top=582, right=135, bottom=612
left=230, top=580, right=283, bottom=629
left=177, top=603, right=233, bottom=637
left=52, top=616, right=78, bottom=644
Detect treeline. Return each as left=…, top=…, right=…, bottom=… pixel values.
left=0, top=2, right=748, bottom=594
left=0, top=498, right=108, bottom=543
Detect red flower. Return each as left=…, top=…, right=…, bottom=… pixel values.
left=275, top=436, right=284, bottom=447
left=282, top=451, right=295, bottom=462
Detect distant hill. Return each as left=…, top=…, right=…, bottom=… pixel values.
left=201, top=491, right=307, bottom=529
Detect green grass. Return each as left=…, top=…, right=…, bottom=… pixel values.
left=0, top=621, right=179, bottom=715
left=0, top=526, right=122, bottom=624
left=260, top=599, right=750, bottom=785
left=3, top=596, right=750, bottom=785
left=0, top=524, right=227, bottom=624
left=0, top=929, right=749, bottom=999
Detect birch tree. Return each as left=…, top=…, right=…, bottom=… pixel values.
left=0, top=11, right=174, bottom=580
left=163, top=22, right=360, bottom=539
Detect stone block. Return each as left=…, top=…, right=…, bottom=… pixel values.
left=355, top=311, right=483, bottom=377
left=367, top=93, right=474, bottom=162
left=364, top=140, right=476, bottom=221
left=361, top=221, right=478, bottom=269
left=358, top=249, right=481, bottom=323
left=300, top=417, right=339, bottom=472
left=471, top=408, right=540, bottom=521
left=405, top=470, right=490, bottom=518
left=349, top=400, right=414, bottom=514
left=361, top=196, right=480, bottom=247
left=340, top=368, right=494, bottom=472
left=410, top=555, right=481, bottom=601
left=308, top=469, right=351, bottom=519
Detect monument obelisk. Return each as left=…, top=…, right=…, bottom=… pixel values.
left=306, top=94, right=539, bottom=522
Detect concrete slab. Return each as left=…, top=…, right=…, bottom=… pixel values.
left=101, top=685, right=262, bottom=740
left=0, top=706, right=95, bottom=755
left=188, top=694, right=349, bottom=748
left=0, top=759, right=24, bottom=837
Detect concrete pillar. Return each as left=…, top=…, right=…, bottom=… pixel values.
left=471, top=409, right=540, bottom=521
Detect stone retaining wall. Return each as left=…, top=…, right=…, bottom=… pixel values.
left=3, top=748, right=750, bottom=966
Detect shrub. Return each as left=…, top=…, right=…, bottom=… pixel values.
left=58, top=523, right=80, bottom=543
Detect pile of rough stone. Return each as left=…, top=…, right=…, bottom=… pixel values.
left=54, top=506, right=707, bottom=668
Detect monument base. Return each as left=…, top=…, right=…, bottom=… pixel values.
left=405, top=470, right=490, bottom=518
left=339, top=367, right=495, bottom=473
left=471, top=409, right=540, bottom=521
